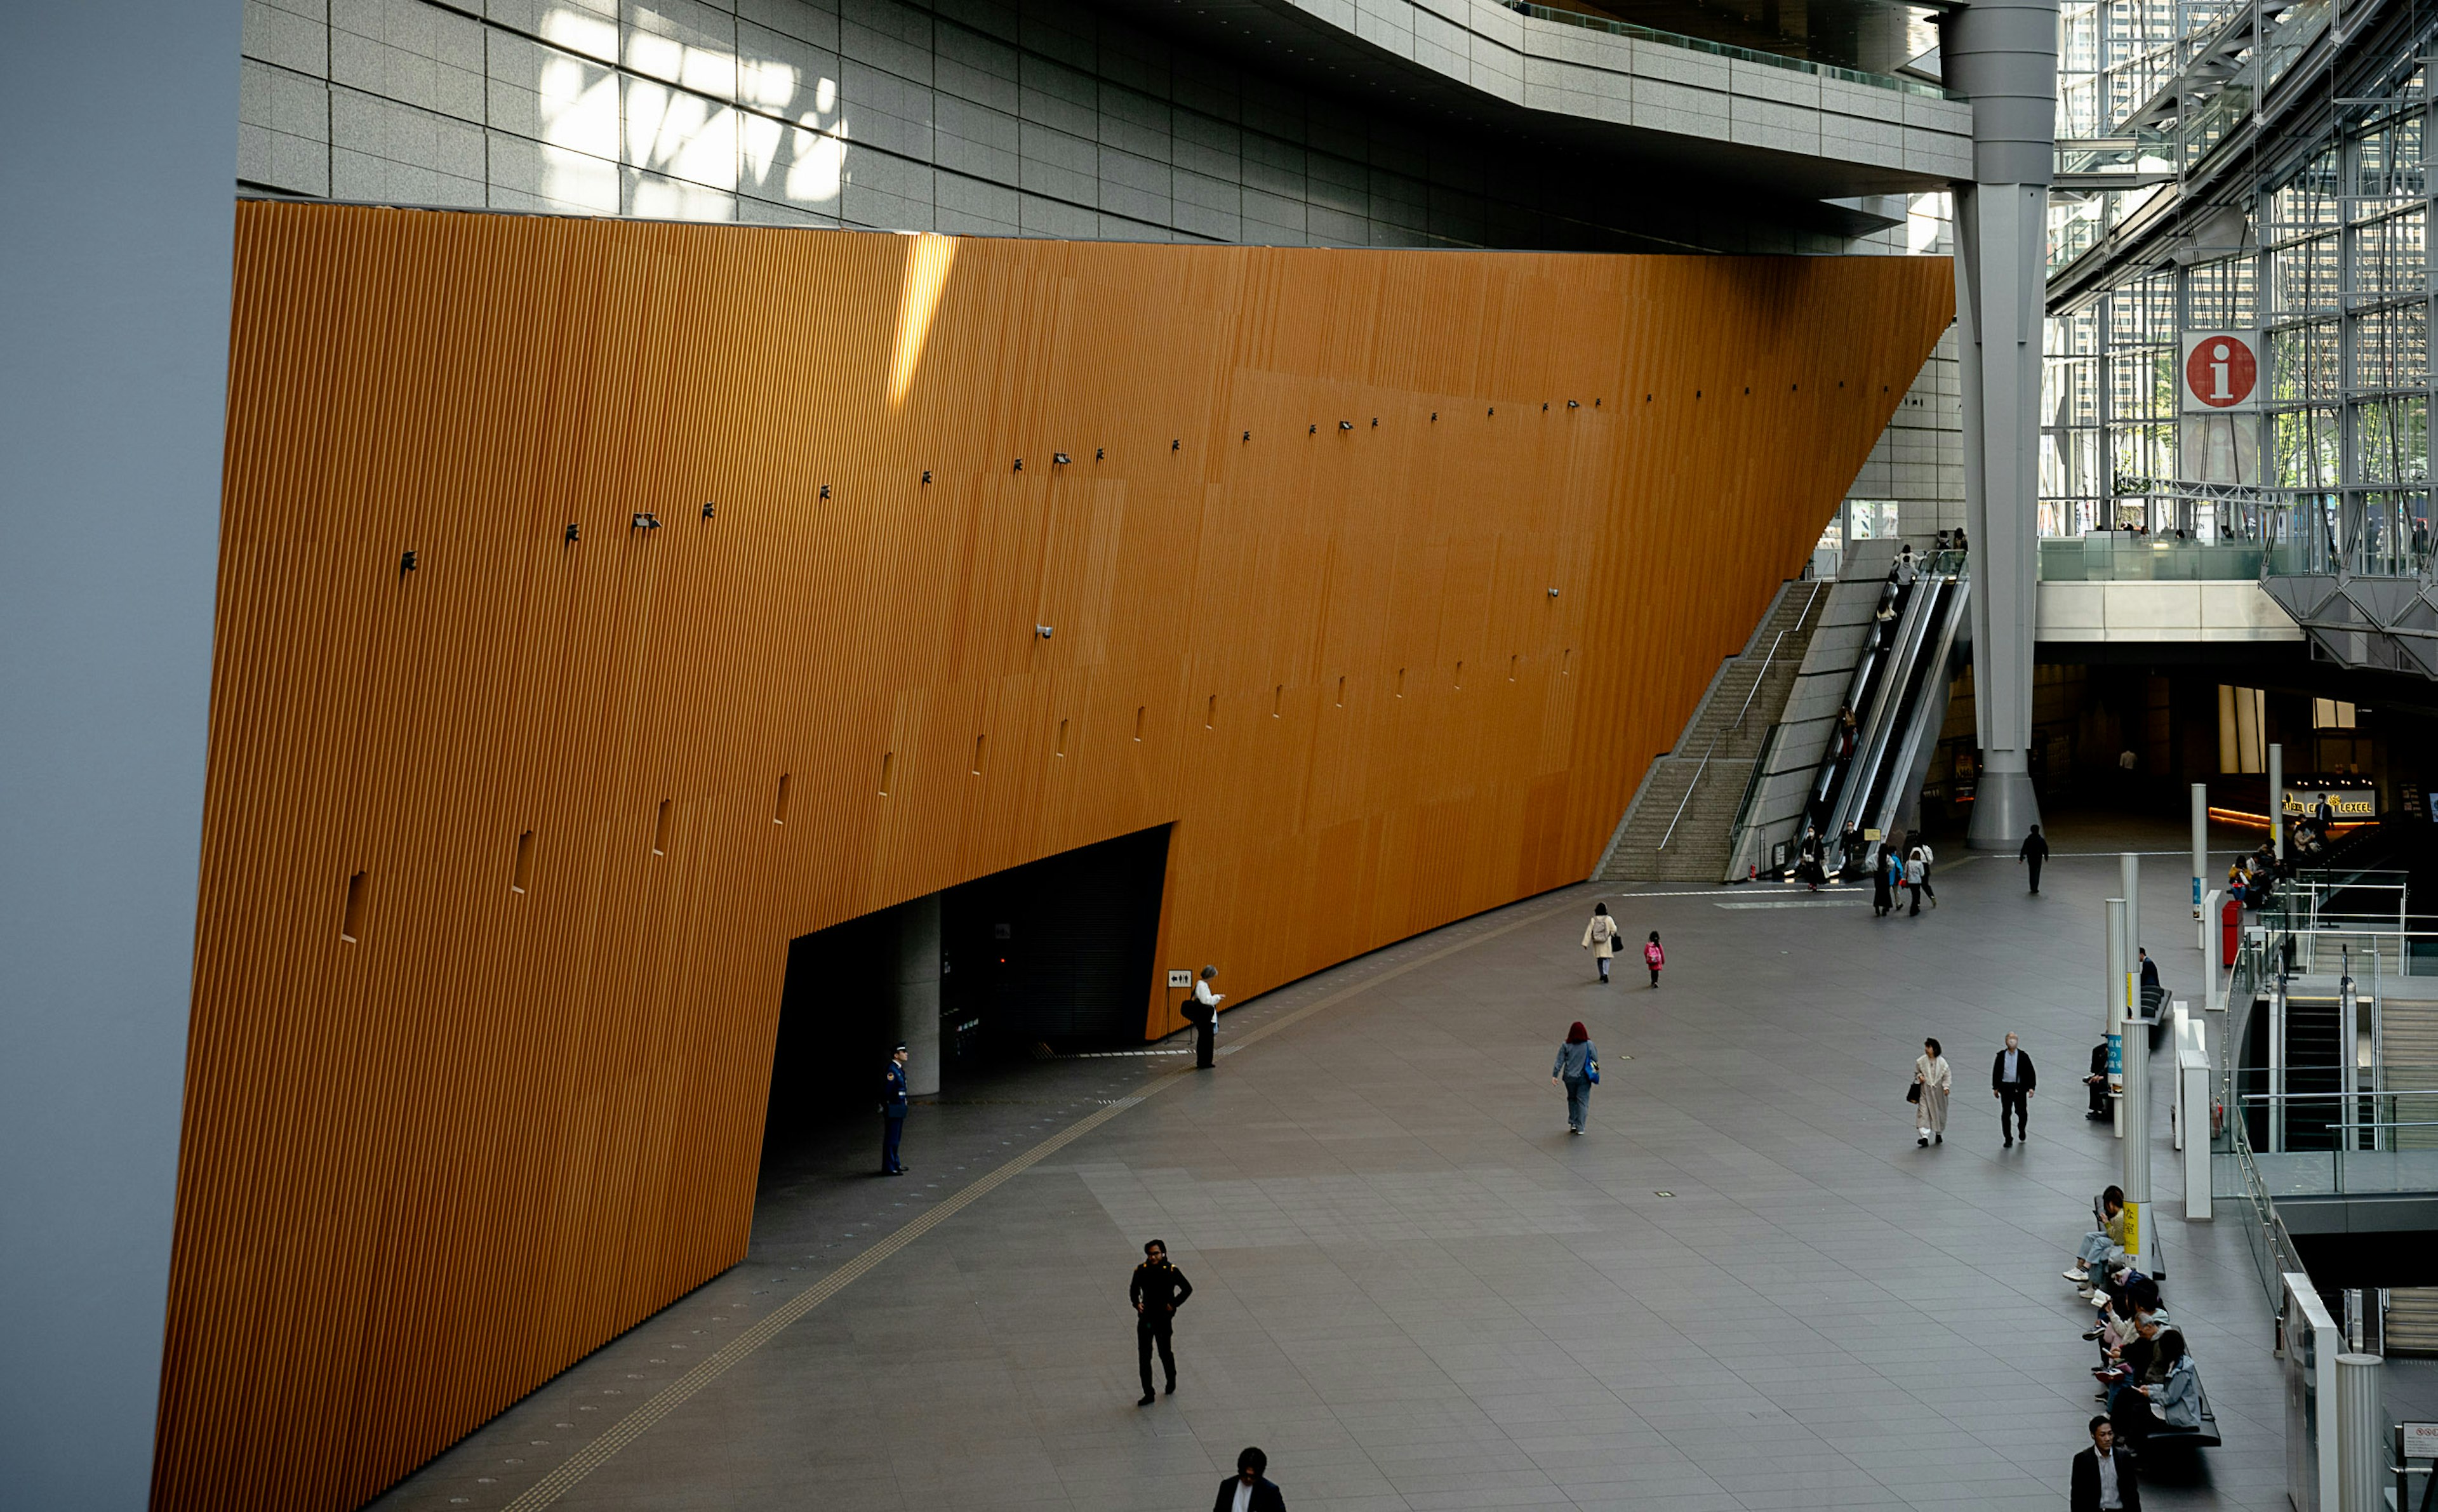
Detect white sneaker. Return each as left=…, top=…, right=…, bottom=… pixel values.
left=2064, top=1269, right=2089, bottom=1282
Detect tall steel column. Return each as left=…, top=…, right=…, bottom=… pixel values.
left=1948, top=0, right=2057, bottom=849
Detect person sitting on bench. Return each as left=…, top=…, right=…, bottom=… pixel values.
left=2067, top=1188, right=2126, bottom=1286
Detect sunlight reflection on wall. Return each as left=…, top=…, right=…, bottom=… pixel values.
left=524, top=2, right=844, bottom=218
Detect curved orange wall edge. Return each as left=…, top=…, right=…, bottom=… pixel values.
left=154, top=201, right=1952, bottom=1509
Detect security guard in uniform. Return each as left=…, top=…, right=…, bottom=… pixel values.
left=880, top=1044, right=910, bottom=1176
left=1128, top=1238, right=1194, bottom=1405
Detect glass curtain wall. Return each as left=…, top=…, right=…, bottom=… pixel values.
left=2044, top=8, right=2436, bottom=574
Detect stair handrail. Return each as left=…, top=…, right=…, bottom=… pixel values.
left=1658, top=580, right=1824, bottom=852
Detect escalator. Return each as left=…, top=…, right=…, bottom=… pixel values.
left=2282, top=990, right=2346, bottom=1152
left=1800, top=554, right=1972, bottom=847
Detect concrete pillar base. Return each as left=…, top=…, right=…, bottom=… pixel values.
left=1967, top=760, right=2041, bottom=849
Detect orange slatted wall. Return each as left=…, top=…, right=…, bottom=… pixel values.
left=156, top=201, right=1951, bottom=1509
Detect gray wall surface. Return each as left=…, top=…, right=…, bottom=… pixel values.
left=0, top=4, right=239, bottom=1506
left=237, top=0, right=1852, bottom=251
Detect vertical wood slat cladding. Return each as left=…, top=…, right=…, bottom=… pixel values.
left=157, top=201, right=1950, bottom=1510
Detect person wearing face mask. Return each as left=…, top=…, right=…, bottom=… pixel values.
left=1992, top=1032, right=2037, bottom=1148
left=1211, top=1446, right=1287, bottom=1512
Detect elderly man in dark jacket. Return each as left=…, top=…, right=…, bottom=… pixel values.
left=1992, top=1033, right=2037, bottom=1147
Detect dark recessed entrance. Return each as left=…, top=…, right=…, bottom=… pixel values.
left=759, top=824, right=1170, bottom=1176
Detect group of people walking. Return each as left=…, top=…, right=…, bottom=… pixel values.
left=1870, top=832, right=1936, bottom=917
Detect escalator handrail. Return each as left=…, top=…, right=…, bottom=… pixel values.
left=1827, top=571, right=1947, bottom=839
left=1863, top=571, right=1971, bottom=840
left=1808, top=580, right=1905, bottom=810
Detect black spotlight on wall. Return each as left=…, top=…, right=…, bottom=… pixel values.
left=564, top=522, right=579, bottom=543
left=818, top=484, right=831, bottom=499
left=1014, top=457, right=1025, bottom=472
left=1241, top=430, right=1250, bottom=441
left=1308, top=423, right=1316, bottom=435
left=1338, top=420, right=1353, bottom=431
left=1370, top=418, right=1378, bottom=428
left=401, top=550, right=418, bottom=573
left=1171, top=438, right=1181, bottom=450
left=631, top=512, right=660, bottom=531
left=1095, top=447, right=1105, bottom=460
left=922, top=470, right=932, bottom=484
left=1036, top=625, right=1055, bottom=640
left=702, top=501, right=716, bottom=519
left=1053, top=452, right=1072, bottom=465
left=1567, top=400, right=1580, bottom=409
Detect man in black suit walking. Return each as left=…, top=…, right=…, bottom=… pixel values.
left=1211, top=1446, right=1287, bottom=1512
left=2070, top=1415, right=2140, bottom=1510
left=1992, top=1033, right=2037, bottom=1147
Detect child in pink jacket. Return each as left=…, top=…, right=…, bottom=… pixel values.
left=1642, top=932, right=1665, bottom=988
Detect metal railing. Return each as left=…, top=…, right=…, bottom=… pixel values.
left=1656, top=580, right=1823, bottom=852
left=1496, top=1, right=1962, bottom=98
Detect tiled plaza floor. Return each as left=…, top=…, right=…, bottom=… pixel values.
left=375, top=809, right=2372, bottom=1511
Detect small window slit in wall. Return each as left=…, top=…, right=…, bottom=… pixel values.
left=1454, top=661, right=1464, bottom=689
left=1272, top=685, right=1282, bottom=718
left=1396, top=668, right=1406, bottom=698
left=971, top=734, right=986, bottom=774
left=879, top=752, right=894, bottom=795
left=1133, top=706, right=1145, bottom=741
left=341, top=870, right=368, bottom=943
left=1509, top=654, right=1518, bottom=681
left=773, top=773, right=790, bottom=825
left=512, top=831, right=535, bottom=893
left=1335, top=675, right=1345, bottom=707
left=1205, top=695, right=1216, bottom=729
left=652, top=800, right=672, bottom=856
left=1056, top=719, right=1069, bottom=757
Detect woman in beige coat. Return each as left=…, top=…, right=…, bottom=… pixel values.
left=1582, top=902, right=1620, bottom=984
left=1914, top=1037, right=1952, bottom=1146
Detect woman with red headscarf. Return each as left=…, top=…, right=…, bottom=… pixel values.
left=1552, top=1021, right=1599, bottom=1134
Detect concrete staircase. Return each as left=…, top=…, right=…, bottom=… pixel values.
left=2387, top=1288, right=2438, bottom=1355
left=1596, top=581, right=1828, bottom=884
left=2381, top=999, right=2438, bottom=1150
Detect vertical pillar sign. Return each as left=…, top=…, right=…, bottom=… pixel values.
left=2180, top=331, right=2262, bottom=486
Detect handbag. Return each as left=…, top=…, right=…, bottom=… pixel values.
left=1905, top=1082, right=1922, bottom=1104
left=1586, top=1054, right=1600, bottom=1085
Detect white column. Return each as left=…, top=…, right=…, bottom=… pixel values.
left=2123, top=852, right=2142, bottom=1014
left=2269, top=741, right=2286, bottom=860
left=1947, top=0, right=2058, bottom=850
left=2109, top=898, right=2129, bottom=1138
left=2121, top=946, right=2150, bottom=1265
left=2192, top=783, right=2209, bottom=920
left=2334, top=1352, right=2385, bottom=1512
left=893, top=894, right=942, bottom=1097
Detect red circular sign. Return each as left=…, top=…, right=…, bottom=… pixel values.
left=2185, top=335, right=2258, bottom=408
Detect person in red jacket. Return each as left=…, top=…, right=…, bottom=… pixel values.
left=1643, top=931, right=1665, bottom=988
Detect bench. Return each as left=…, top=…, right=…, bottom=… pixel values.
left=2139, top=1377, right=2222, bottom=1450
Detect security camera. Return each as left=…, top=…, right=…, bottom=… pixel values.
left=1036, top=625, right=1054, bottom=640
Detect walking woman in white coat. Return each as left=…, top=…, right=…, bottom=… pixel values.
left=1582, top=902, right=1620, bottom=984
left=1914, top=1037, right=1952, bottom=1146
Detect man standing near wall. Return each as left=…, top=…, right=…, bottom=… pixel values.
left=1189, top=965, right=1225, bottom=1070
left=880, top=1045, right=910, bottom=1176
